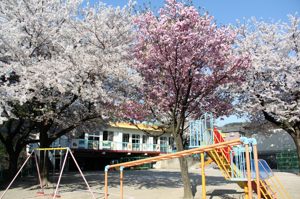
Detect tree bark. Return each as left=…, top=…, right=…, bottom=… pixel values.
left=290, top=128, right=300, bottom=174
left=175, top=134, right=193, bottom=199
left=7, top=150, right=21, bottom=181
left=39, top=129, right=51, bottom=186
left=0, top=134, right=23, bottom=181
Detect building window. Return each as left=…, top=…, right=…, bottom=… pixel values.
left=88, top=132, right=100, bottom=141
left=169, top=137, right=175, bottom=150
left=103, top=131, right=114, bottom=141
left=132, top=134, right=140, bottom=143
left=88, top=134, right=99, bottom=149
left=160, top=137, right=168, bottom=153
left=123, top=134, right=129, bottom=143
left=79, top=133, right=85, bottom=139
left=160, top=137, right=167, bottom=145
left=88, top=136, right=98, bottom=141
left=132, top=134, right=140, bottom=151
left=142, top=135, right=148, bottom=144
left=153, top=137, right=158, bottom=144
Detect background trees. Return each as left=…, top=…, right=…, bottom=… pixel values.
left=0, top=0, right=139, bottom=181
left=122, top=0, right=250, bottom=198
left=235, top=15, right=300, bottom=172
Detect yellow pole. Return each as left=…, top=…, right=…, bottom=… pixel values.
left=245, top=144, right=253, bottom=199
left=35, top=147, right=68, bottom=151
left=244, top=184, right=249, bottom=199
left=120, top=167, right=124, bottom=199
left=253, top=143, right=261, bottom=199
left=105, top=166, right=109, bottom=199
left=201, top=152, right=206, bottom=199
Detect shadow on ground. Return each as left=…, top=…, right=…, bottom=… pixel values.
left=0, top=169, right=236, bottom=195
left=207, top=189, right=244, bottom=199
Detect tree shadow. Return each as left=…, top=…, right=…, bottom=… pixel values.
left=0, top=169, right=241, bottom=197
left=207, top=189, right=244, bottom=199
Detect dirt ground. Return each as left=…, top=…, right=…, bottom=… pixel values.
left=0, top=168, right=299, bottom=199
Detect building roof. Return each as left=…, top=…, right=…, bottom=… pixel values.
left=109, top=122, right=162, bottom=132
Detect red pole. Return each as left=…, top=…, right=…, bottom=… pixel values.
left=68, top=148, right=96, bottom=199
left=0, top=151, right=34, bottom=199
left=34, top=152, right=44, bottom=195
left=52, top=150, right=69, bottom=199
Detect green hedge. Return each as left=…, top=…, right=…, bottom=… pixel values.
left=276, top=150, right=299, bottom=171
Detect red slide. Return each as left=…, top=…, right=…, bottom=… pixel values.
left=213, top=128, right=230, bottom=161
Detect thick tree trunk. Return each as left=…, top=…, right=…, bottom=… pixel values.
left=175, top=134, right=193, bottom=199
left=2, top=139, right=23, bottom=182
left=39, top=130, right=51, bottom=186
left=7, top=151, right=20, bottom=181
left=291, top=129, right=300, bottom=174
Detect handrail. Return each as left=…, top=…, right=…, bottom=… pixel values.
left=107, top=139, right=242, bottom=169
left=68, top=139, right=174, bottom=153
left=273, top=175, right=292, bottom=199
left=203, top=128, right=245, bottom=180
left=258, top=160, right=291, bottom=199
left=208, top=150, right=231, bottom=178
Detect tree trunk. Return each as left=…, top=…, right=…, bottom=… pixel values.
left=7, top=151, right=20, bottom=181
left=39, top=130, right=50, bottom=186
left=291, top=129, right=300, bottom=174
left=175, top=134, right=193, bottom=199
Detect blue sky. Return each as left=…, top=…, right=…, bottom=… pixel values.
left=97, top=0, right=299, bottom=25
left=91, top=0, right=299, bottom=126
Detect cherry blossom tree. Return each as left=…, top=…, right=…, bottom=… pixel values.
left=0, top=0, right=139, bottom=181
left=122, top=0, right=250, bottom=197
left=235, top=15, right=300, bottom=172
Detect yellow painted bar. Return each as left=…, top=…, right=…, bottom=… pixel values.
left=211, top=150, right=230, bottom=178
left=253, top=145, right=261, bottom=199
left=105, top=171, right=108, bottom=199
left=245, top=144, right=253, bottom=199
left=120, top=170, right=123, bottom=199
left=35, top=147, right=68, bottom=151
left=244, top=184, right=249, bottom=199
left=201, top=152, right=206, bottom=199
left=273, top=175, right=292, bottom=199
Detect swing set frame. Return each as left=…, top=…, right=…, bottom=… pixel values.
left=0, top=147, right=96, bottom=199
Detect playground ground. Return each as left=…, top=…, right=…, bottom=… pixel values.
left=1, top=167, right=300, bottom=199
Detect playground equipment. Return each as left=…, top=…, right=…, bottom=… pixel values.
left=104, top=113, right=291, bottom=199
left=0, top=147, right=95, bottom=199
left=192, top=113, right=291, bottom=199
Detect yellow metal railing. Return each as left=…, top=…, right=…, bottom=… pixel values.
left=257, top=160, right=291, bottom=199
left=209, top=132, right=291, bottom=199
left=208, top=150, right=230, bottom=179
left=273, top=175, right=292, bottom=199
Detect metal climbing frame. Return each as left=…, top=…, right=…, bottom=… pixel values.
left=189, top=112, right=214, bottom=148
left=230, top=144, right=255, bottom=181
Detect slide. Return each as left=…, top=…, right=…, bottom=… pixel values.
left=208, top=128, right=290, bottom=199
left=104, top=114, right=291, bottom=199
